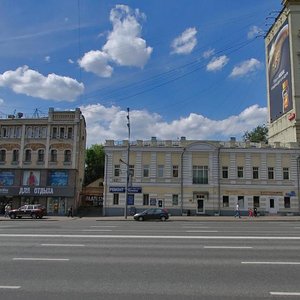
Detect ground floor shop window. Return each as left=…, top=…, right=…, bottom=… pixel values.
left=47, top=197, right=66, bottom=215
left=172, top=194, right=178, bottom=206
left=238, top=196, right=244, bottom=209
left=113, top=194, right=119, bottom=205
left=143, top=194, right=149, bottom=205
left=253, top=196, right=260, bottom=208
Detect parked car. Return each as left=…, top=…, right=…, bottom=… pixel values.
left=9, top=204, right=46, bottom=219
left=133, top=208, right=169, bottom=221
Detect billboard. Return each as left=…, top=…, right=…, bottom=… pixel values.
left=48, top=171, right=68, bottom=186
left=0, top=171, right=14, bottom=186
left=23, top=171, right=40, bottom=186
left=267, top=20, right=293, bottom=123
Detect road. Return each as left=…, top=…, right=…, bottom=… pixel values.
left=0, top=218, right=300, bottom=299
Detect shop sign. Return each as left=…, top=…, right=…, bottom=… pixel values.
left=19, top=187, right=54, bottom=195
left=0, top=188, right=9, bottom=194
left=260, top=191, right=283, bottom=196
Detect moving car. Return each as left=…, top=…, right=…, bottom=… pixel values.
left=133, top=208, right=169, bottom=221
left=9, top=204, right=46, bottom=219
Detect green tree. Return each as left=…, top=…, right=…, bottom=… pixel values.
left=243, top=124, right=268, bottom=143
left=84, top=144, right=105, bottom=186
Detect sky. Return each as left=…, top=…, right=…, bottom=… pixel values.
left=0, top=0, right=283, bottom=146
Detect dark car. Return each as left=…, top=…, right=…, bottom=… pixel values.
left=9, top=204, right=46, bottom=219
left=133, top=208, right=169, bottom=221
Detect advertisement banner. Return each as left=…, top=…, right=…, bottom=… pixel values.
left=267, top=20, right=293, bottom=123
left=48, top=171, right=69, bottom=186
left=0, top=171, right=14, bottom=186
left=23, top=170, right=40, bottom=186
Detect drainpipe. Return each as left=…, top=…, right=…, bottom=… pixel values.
left=180, top=147, right=186, bottom=216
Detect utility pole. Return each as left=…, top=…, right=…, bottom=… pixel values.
left=124, top=108, right=130, bottom=219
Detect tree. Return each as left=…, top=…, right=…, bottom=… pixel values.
left=243, top=124, right=268, bottom=143
left=84, top=144, right=105, bottom=186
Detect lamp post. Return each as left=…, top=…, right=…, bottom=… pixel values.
left=124, top=108, right=130, bottom=219
left=180, top=147, right=186, bottom=216
left=297, top=156, right=300, bottom=215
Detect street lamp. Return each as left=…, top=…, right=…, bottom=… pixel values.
left=124, top=108, right=130, bottom=219
left=297, top=156, right=300, bottom=215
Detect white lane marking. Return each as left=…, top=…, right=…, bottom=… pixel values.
left=0, top=286, right=21, bottom=289
left=41, top=244, right=85, bottom=247
left=204, top=246, right=253, bottom=249
left=13, top=258, right=69, bottom=261
left=82, top=230, right=112, bottom=232
left=90, top=226, right=117, bottom=228
left=1, top=234, right=300, bottom=240
left=270, top=292, right=300, bottom=296
left=186, top=230, right=218, bottom=233
left=182, top=226, right=210, bottom=228
left=242, top=262, right=300, bottom=265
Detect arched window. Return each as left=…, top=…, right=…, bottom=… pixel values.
left=64, top=150, right=71, bottom=162
left=50, top=149, right=57, bottom=162
left=24, top=149, right=31, bottom=162
left=12, top=149, right=19, bottom=162
left=0, top=149, right=6, bottom=162
left=37, top=149, right=45, bottom=162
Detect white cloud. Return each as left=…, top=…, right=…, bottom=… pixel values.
left=171, top=27, right=197, bottom=55
left=206, top=55, right=229, bottom=71
left=68, top=58, right=74, bottom=64
left=78, top=50, right=113, bottom=78
left=80, top=103, right=267, bottom=146
left=202, top=48, right=215, bottom=59
left=44, top=56, right=51, bottom=62
left=0, top=98, right=4, bottom=105
left=79, top=5, right=152, bottom=77
left=0, top=65, right=84, bottom=102
left=247, top=25, right=263, bottom=39
left=230, top=58, right=262, bottom=78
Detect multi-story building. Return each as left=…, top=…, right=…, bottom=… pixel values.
left=0, top=108, right=86, bottom=215
left=104, top=137, right=300, bottom=216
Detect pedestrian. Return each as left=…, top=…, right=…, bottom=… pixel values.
left=254, top=207, right=258, bottom=217
left=235, top=203, right=241, bottom=218
left=67, top=206, right=73, bottom=217
left=4, top=203, right=11, bottom=218
left=248, top=208, right=253, bottom=217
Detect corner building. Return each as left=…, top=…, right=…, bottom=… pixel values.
left=104, top=138, right=300, bottom=216
left=0, top=108, right=86, bottom=215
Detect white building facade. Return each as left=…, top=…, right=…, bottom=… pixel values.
left=104, top=138, right=300, bottom=216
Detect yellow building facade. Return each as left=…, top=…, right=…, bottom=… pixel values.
left=104, top=138, right=300, bottom=216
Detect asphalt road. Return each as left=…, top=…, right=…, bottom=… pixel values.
left=0, top=219, right=300, bottom=299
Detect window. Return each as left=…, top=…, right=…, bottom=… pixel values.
left=25, top=149, right=31, bottom=162
left=1, top=127, right=8, bottom=138
left=113, top=194, right=119, bottom=205
left=252, top=167, right=259, bottom=179
left=67, top=127, right=73, bottom=139
left=52, top=127, right=57, bottom=138
left=143, top=165, right=149, bottom=177
left=172, top=194, right=179, bottom=206
left=158, top=165, right=164, bottom=178
left=270, top=198, right=275, bottom=208
left=128, top=194, right=134, bottom=205
left=268, top=167, right=274, bottom=179
left=50, top=149, right=57, bottom=162
left=253, top=196, right=260, bottom=208
left=59, top=127, right=65, bottom=139
left=26, top=127, right=33, bottom=138
left=284, top=197, right=290, bottom=208
left=237, top=166, right=244, bottom=178
left=12, top=149, right=19, bottom=162
left=15, top=127, right=21, bottom=138
left=222, top=166, right=228, bottom=179
left=283, top=168, right=289, bottom=180
left=143, top=194, right=149, bottom=206
left=193, top=166, right=208, bottom=184
left=129, top=165, right=135, bottom=177
left=41, top=127, right=47, bottom=138
left=64, top=150, right=71, bottom=162
left=114, top=165, right=120, bottom=177
left=37, top=149, right=44, bottom=162
left=173, top=165, right=179, bottom=177
left=223, top=196, right=229, bottom=207
left=34, top=127, right=40, bottom=138
left=0, top=149, right=6, bottom=162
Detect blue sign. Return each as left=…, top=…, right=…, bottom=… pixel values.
left=109, top=187, right=142, bottom=193
left=127, top=194, right=134, bottom=205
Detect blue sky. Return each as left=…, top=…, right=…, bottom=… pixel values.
left=0, top=0, right=282, bottom=146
